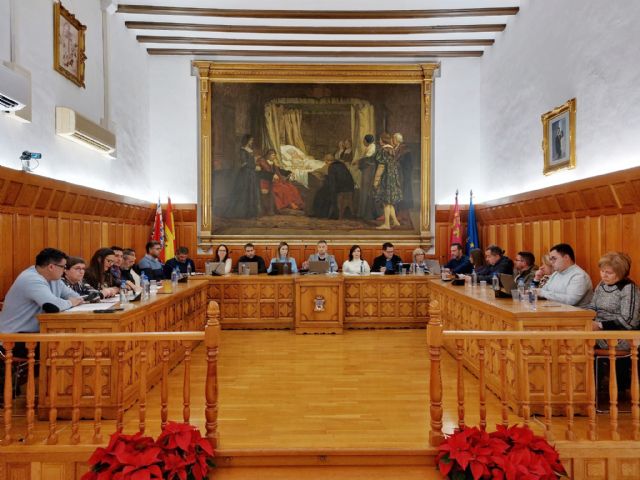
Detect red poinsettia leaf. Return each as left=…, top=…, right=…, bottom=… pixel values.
left=470, top=460, right=488, bottom=480
left=438, top=456, right=454, bottom=476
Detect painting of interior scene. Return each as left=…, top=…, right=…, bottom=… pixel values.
left=210, top=82, right=422, bottom=236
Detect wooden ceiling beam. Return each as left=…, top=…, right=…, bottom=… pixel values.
left=146, top=48, right=484, bottom=58
left=136, top=36, right=495, bottom=47
left=117, top=5, right=519, bottom=19
left=125, top=22, right=506, bottom=35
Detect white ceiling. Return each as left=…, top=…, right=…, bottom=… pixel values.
left=114, top=0, right=522, bottom=61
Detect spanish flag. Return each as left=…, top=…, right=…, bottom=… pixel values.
left=450, top=190, right=462, bottom=247
left=163, top=197, right=176, bottom=262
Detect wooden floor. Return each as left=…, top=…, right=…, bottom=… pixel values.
left=3, top=329, right=635, bottom=446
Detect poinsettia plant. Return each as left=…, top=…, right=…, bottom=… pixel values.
left=436, top=424, right=567, bottom=480
left=82, top=422, right=215, bottom=480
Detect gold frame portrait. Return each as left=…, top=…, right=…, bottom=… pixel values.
left=542, top=98, right=576, bottom=175
left=193, top=62, right=438, bottom=246
left=53, top=2, right=87, bottom=88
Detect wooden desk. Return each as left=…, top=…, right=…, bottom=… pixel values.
left=37, top=279, right=209, bottom=419
left=206, top=274, right=434, bottom=330
left=429, top=280, right=595, bottom=414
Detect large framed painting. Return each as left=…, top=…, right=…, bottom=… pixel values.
left=53, top=1, right=86, bottom=88
left=194, top=62, right=438, bottom=244
left=542, top=98, right=576, bottom=175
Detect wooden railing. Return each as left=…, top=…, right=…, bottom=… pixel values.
left=427, top=300, right=640, bottom=445
left=0, top=301, right=220, bottom=447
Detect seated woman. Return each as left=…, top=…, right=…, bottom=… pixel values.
left=342, top=245, right=370, bottom=275
left=215, top=244, right=233, bottom=275
left=63, top=256, right=101, bottom=301
left=410, top=248, right=430, bottom=273
left=531, top=254, right=553, bottom=288
left=589, top=252, right=640, bottom=350
left=469, top=248, right=490, bottom=277
left=84, top=248, right=119, bottom=298
left=267, top=241, right=298, bottom=274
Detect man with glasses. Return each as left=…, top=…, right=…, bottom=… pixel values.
left=138, top=241, right=165, bottom=281
left=537, top=243, right=593, bottom=307
left=0, top=248, right=82, bottom=335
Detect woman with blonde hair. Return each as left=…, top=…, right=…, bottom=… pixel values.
left=532, top=253, right=553, bottom=288
left=411, top=247, right=429, bottom=273
left=267, top=241, right=298, bottom=274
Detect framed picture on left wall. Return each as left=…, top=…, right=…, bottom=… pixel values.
left=53, top=2, right=86, bottom=88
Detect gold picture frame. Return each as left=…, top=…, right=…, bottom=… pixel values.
left=193, top=62, right=438, bottom=246
left=542, top=98, right=576, bottom=175
left=53, top=2, right=86, bottom=88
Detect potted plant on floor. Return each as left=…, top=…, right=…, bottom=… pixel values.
left=436, top=424, right=567, bottom=479
left=82, top=421, right=215, bottom=480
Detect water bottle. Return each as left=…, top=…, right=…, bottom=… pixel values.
left=186, top=262, right=192, bottom=277
left=491, top=273, right=500, bottom=291
left=119, top=280, right=128, bottom=304
left=517, top=277, right=526, bottom=301
left=471, top=268, right=478, bottom=286
left=397, top=262, right=404, bottom=275
left=360, top=260, right=364, bottom=275
left=141, top=273, right=150, bottom=300
left=171, top=267, right=179, bottom=292
left=528, top=288, right=537, bottom=310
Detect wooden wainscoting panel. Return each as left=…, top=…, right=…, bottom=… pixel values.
left=434, top=167, right=640, bottom=283
left=0, top=166, right=155, bottom=299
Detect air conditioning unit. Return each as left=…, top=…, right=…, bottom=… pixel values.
left=55, top=106, right=116, bottom=155
left=0, top=63, right=28, bottom=112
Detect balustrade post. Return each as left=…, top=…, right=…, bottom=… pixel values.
left=25, top=341, right=36, bottom=444
left=427, top=300, right=443, bottom=446
left=455, top=339, right=465, bottom=429
left=2, top=341, right=15, bottom=446
left=607, top=339, right=620, bottom=440
left=205, top=301, right=221, bottom=449
left=632, top=339, right=639, bottom=441
left=70, top=341, right=82, bottom=444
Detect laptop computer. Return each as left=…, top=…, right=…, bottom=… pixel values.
left=270, top=262, right=292, bottom=275
left=237, top=261, right=258, bottom=275
left=205, top=261, right=226, bottom=276
left=308, top=260, right=330, bottom=274
left=498, top=273, right=516, bottom=298
left=426, top=259, right=441, bottom=275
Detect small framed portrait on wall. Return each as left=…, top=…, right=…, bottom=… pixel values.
left=541, top=98, right=576, bottom=175
left=53, top=2, right=87, bottom=88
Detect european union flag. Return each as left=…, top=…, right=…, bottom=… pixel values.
left=466, top=193, right=480, bottom=255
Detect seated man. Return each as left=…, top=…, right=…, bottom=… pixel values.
left=138, top=241, right=165, bottom=281
left=163, top=246, right=196, bottom=278
left=514, top=251, right=536, bottom=288
left=538, top=243, right=593, bottom=307
left=237, top=242, right=267, bottom=273
left=476, top=245, right=514, bottom=282
left=0, top=248, right=83, bottom=336
left=121, top=248, right=141, bottom=287
left=444, top=242, right=473, bottom=274
left=371, top=242, right=403, bottom=273
left=110, top=245, right=124, bottom=283
left=302, top=240, right=337, bottom=271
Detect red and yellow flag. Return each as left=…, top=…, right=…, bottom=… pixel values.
left=163, top=197, right=176, bottom=262
left=450, top=190, right=462, bottom=247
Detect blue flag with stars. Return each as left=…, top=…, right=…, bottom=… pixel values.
left=466, top=193, right=479, bottom=255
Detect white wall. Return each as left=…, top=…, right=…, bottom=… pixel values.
left=0, top=0, right=151, bottom=200
left=434, top=58, right=483, bottom=204
left=480, top=0, right=640, bottom=201
left=148, top=56, right=198, bottom=204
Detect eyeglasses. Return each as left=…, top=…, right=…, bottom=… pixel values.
left=51, top=263, right=66, bottom=270
left=104, top=259, right=115, bottom=264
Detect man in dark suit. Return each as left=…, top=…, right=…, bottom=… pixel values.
left=371, top=242, right=404, bottom=273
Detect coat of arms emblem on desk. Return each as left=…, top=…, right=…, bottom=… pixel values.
left=314, top=295, right=326, bottom=312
